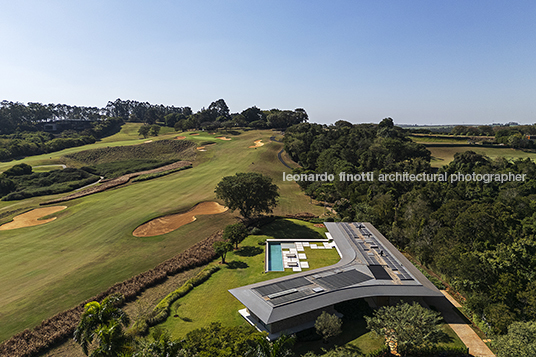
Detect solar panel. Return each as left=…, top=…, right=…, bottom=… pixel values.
left=315, top=269, right=373, bottom=290
left=269, top=290, right=311, bottom=305
left=254, top=277, right=311, bottom=296
left=368, top=265, right=392, bottom=280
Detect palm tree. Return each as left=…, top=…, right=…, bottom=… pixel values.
left=247, top=334, right=295, bottom=357
left=74, top=294, right=130, bottom=356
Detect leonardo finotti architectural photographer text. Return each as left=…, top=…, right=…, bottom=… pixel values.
left=282, top=171, right=527, bottom=184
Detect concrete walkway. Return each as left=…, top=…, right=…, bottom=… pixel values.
left=436, top=290, right=495, bottom=357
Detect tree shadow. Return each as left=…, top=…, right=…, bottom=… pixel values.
left=226, top=260, right=249, bottom=269
left=235, top=246, right=263, bottom=257
left=262, top=219, right=324, bottom=239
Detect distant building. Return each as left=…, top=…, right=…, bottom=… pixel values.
left=229, top=222, right=443, bottom=340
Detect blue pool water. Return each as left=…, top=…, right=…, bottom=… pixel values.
left=267, top=243, right=284, bottom=271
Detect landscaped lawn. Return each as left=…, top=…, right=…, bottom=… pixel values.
left=156, top=219, right=340, bottom=338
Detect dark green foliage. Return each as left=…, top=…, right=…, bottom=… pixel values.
left=138, top=125, right=151, bottom=138
left=1, top=168, right=100, bottom=200
left=73, top=294, right=130, bottom=356
left=181, top=322, right=264, bottom=357
left=146, top=266, right=220, bottom=328
left=2, top=163, right=32, bottom=176
left=285, top=119, right=536, bottom=334
left=365, top=302, right=447, bottom=355
left=315, top=312, right=342, bottom=343
left=247, top=333, right=296, bottom=357
left=215, top=172, right=279, bottom=218
left=214, top=240, right=233, bottom=264
left=223, top=223, right=249, bottom=249
left=494, top=321, right=536, bottom=357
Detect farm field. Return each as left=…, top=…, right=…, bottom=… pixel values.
left=0, top=128, right=325, bottom=342
left=427, top=145, right=536, bottom=168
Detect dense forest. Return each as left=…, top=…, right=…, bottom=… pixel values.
left=284, top=118, right=536, bottom=335
left=0, top=99, right=307, bottom=161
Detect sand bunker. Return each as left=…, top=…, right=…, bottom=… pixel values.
left=175, top=136, right=186, bottom=140
left=144, top=140, right=153, bottom=143
left=196, top=146, right=206, bottom=151
left=133, top=202, right=228, bottom=237
left=249, top=140, right=264, bottom=148
left=215, top=136, right=231, bottom=141
left=0, top=206, right=67, bottom=230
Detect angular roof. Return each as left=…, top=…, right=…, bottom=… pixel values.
left=229, top=222, right=442, bottom=324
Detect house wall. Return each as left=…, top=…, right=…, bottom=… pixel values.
left=269, top=305, right=338, bottom=334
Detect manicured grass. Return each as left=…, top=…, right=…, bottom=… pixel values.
left=155, top=219, right=340, bottom=338
left=427, top=145, right=536, bottom=168
left=0, top=129, right=324, bottom=342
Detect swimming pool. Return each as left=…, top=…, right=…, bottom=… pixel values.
left=267, top=242, right=284, bottom=271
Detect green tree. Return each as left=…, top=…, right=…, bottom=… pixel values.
left=365, top=302, right=446, bottom=355
left=315, top=311, right=342, bottom=343
left=215, top=172, right=279, bottom=219
left=247, top=334, right=295, bottom=357
left=494, top=321, right=536, bottom=357
left=74, top=294, right=130, bottom=356
left=150, top=124, right=161, bottom=136
left=223, top=223, right=249, bottom=249
left=213, top=240, right=233, bottom=264
left=134, top=328, right=183, bottom=357
left=138, top=125, right=151, bottom=138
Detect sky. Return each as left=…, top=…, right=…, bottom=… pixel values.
left=0, top=1, right=534, bottom=125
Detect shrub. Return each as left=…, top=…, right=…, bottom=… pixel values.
left=146, top=265, right=220, bottom=327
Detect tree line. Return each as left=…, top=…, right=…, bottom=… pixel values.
left=284, top=118, right=536, bottom=337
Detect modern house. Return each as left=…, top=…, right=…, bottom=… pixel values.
left=229, top=222, right=443, bottom=339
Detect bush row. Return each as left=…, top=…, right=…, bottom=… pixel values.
left=0, top=230, right=223, bottom=357
left=2, top=176, right=100, bottom=201
left=144, top=265, right=220, bottom=329
left=131, top=165, right=192, bottom=182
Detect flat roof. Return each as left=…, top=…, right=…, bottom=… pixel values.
left=229, top=222, right=443, bottom=324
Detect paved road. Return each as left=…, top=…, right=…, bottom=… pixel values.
left=436, top=291, right=495, bottom=357
left=270, top=136, right=293, bottom=169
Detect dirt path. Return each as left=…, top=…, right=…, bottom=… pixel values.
left=133, top=202, right=227, bottom=237
left=436, top=290, right=495, bottom=357
left=41, top=161, right=192, bottom=205
left=0, top=206, right=67, bottom=230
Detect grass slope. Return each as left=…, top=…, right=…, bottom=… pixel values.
left=0, top=129, right=323, bottom=342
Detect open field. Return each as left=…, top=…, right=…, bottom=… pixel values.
left=409, top=134, right=487, bottom=144
left=0, top=128, right=324, bottom=342
left=427, top=145, right=536, bottom=168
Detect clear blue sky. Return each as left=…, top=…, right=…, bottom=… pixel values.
left=0, top=1, right=534, bottom=125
